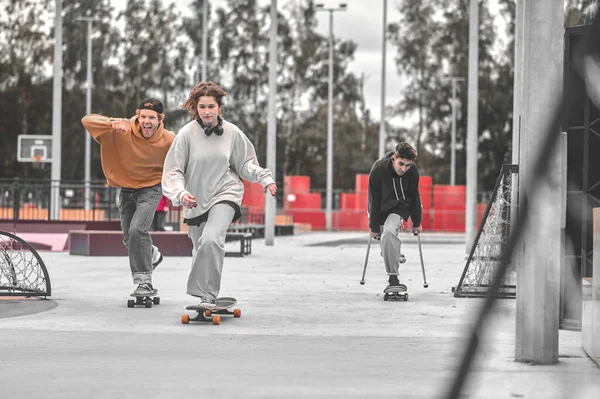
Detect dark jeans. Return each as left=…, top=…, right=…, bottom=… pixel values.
left=153, top=211, right=167, bottom=231
left=118, top=183, right=162, bottom=284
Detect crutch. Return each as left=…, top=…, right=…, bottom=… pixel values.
left=360, top=234, right=380, bottom=285
left=360, top=235, right=371, bottom=285
left=414, top=231, right=429, bottom=288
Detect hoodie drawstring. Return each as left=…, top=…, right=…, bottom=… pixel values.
left=392, top=177, right=406, bottom=200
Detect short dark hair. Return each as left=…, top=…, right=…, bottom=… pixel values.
left=395, top=143, right=417, bottom=160
left=138, top=97, right=164, bottom=114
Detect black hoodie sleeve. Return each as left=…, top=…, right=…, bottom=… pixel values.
left=368, top=161, right=382, bottom=233
left=408, top=166, right=422, bottom=227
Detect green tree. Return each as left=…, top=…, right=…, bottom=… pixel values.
left=61, top=0, right=121, bottom=180
left=389, top=0, right=513, bottom=192
left=118, top=0, right=185, bottom=114
left=275, top=0, right=364, bottom=189
left=0, top=0, right=53, bottom=179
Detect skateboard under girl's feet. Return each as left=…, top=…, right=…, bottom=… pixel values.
left=383, top=284, right=408, bottom=301
left=127, top=289, right=160, bottom=308
left=181, top=297, right=241, bottom=325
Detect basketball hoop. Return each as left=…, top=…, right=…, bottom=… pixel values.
left=32, top=155, right=43, bottom=163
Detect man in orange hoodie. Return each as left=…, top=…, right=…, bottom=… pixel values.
left=82, top=98, right=176, bottom=297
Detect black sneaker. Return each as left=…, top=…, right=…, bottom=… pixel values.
left=152, top=246, right=163, bottom=269
left=388, top=275, right=400, bottom=287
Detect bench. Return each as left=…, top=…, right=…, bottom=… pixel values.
left=224, top=233, right=252, bottom=257
left=69, top=230, right=252, bottom=257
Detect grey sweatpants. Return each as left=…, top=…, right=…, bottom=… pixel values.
left=186, top=203, right=235, bottom=301
left=380, top=213, right=404, bottom=276
left=118, top=183, right=162, bottom=285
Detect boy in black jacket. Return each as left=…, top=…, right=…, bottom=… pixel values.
left=368, top=143, right=423, bottom=289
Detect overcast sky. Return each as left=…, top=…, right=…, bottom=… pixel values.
left=143, top=0, right=402, bottom=122
left=112, top=1, right=506, bottom=124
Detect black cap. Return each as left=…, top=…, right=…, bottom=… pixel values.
left=139, top=97, right=163, bottom=114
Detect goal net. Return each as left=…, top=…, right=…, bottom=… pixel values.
left=0, top=231, right=51, bottom=297
left=453, top=164, right=518, bottom=298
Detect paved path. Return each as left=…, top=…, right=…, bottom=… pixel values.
left=1, top=231, right=599, bottom=398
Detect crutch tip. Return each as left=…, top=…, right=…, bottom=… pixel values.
left=423, top=283, right=429, bottom=288
left=360, top=281, right=365, bottom=285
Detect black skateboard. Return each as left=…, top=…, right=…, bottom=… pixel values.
left=383, top=284, right=408, bottom=301
left=181, top=297, right=240, bottom=325
left=127, top=289, right=160, bottom=308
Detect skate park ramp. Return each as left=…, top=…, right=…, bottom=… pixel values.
left=0, top=297, right=58, bottom=319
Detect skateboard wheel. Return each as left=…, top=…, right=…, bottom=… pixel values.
left=383, top=293, right=389, bottom=301
left=212, top=316, right=221, bottom=325
left=145, top=299, right=152, bottom=308
left=233, top=308, right=241, bottom=318
left=153, top=297, right=160, bottom=305
left=181, top=314, right=190, bottom=324
left=404, top=294, right=409, bottom=301
left=204, top=310, right=212, bottom=317
left=127, top=300, right=135, bottom=308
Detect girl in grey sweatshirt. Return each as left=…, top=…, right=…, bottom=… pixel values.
left=162, top=82, right=276, bottom=308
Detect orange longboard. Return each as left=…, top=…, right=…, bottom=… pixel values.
left=181, top=297, right=241, bottom=325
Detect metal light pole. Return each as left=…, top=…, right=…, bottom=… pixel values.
left=466, top=0, right=479, bottom=253
left=202, top=0, right=208, bottom=81
left=76, top=10, right=96, bottom=211
left=316, top=2, right=347, bottom=232
left=379, top=0, right=387, bottom=159
left=443, top=76, right=465, bottom=186
left=265, top=0, right=277, bottom=246
left=51, top=0, right=63, bottom=221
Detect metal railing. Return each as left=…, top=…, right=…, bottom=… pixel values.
left=0, top=178, right=181, bottom=228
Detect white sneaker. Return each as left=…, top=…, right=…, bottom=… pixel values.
left=198, top=298, right=216, bottom=309
left=152, top=245, right=163, bottom=269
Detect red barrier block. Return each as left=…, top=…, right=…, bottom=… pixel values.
left=433, top=185, right=466, bottom=209
left=289, top=210, right=326, bottom=230
left=242, top=180, right=266, bottom=208
left=420, top=188, right=432, bottom=209
left=420, top=176, right=433, bottom=208
left=333, top=210, right=369, bottom=231
left=334, top=210, right=360, bottom=230
left=286, top=193, right=322, bottom=210
left=355, top=192, right=368, bottom=210
left=284, top=176, right=311, bottom=194
left=340, top=193, right=357, bottom=210
left=477, top=203, right=487, bottom=229
left=432, top=207, right=465, bottom=232
left=355, top=174, right=369, bottom=193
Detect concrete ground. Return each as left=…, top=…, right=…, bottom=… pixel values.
left=1, top=231, right=599, bottom=399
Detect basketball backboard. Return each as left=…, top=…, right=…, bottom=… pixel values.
left=17, top=135, right=53, bottom=163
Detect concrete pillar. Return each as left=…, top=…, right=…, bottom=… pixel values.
left=582, top=208, right=600, bottom=366
left=515, top=0, right=564, bottom=364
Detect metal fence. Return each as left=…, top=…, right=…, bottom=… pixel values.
left=0, top=178, right=181, bottom=228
